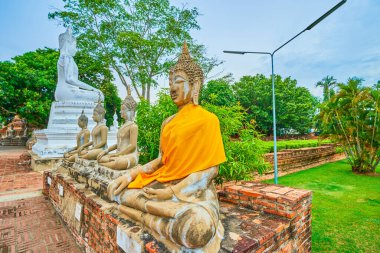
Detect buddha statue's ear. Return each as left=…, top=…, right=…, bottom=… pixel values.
left=192, top=78, right=201, bottom=105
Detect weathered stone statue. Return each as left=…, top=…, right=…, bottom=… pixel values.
left=64, top=110, right=91, bottom=162
left=107, top=42, right=226, bottom=251
left=77, top=100, right=108, bottom=160
left=55, top=27, right=103, bottom=102
left=97, top=91, right=138, bottom=170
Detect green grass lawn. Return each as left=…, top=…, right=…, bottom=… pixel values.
left=264, top=160, right=380, bottom=252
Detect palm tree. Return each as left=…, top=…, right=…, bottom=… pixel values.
left=318, top=77, right=380, bottom=173
left=315, top=75, right=337, bottom=102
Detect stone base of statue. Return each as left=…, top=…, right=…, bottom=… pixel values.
left=32, top=101, right=117, bottom=158
left=43, top=161, right=312, bottom=253
left=54, top=158, right=130, bottom=199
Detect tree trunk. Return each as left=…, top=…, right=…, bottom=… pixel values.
left=147, top=84, right=151, bottom=103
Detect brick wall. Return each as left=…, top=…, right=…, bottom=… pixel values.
left=219, top=182, right=312, bottom=252
left=262, top=145, right=344, bottom=177
left=43, top=172, right=120, bottom=253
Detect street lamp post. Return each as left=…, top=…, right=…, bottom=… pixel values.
left=224, top=0, right=346, bottom=184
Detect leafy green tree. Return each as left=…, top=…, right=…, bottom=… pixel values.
left=233, top=74, right=318, bottom=135
left=0, top=48, right=58, bottom=127
left=49, top=0, right=221, bottom=102
left=318, top=78, right=380, bottom=173
left=200, top=78, right=236, bottom=107
left=0, top=48, right=120, bottom=128
left=315, top=75, right=337, bottom=102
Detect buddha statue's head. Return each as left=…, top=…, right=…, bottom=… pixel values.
left=93, top=99, right=106, bottom=123
left=121, top=91, right=137, bottom=122
left=78, top=110, right=88, bottom=129
left=169, top=41, right=204, bottom=107
left=58, top=27, right=77, bottom=57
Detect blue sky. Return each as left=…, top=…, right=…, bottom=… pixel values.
left=1, top=0, right=379, bottom=99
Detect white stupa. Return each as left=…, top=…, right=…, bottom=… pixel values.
left=33, top=28, right=116, bottom=158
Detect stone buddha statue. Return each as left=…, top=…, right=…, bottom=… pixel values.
left=55, top=27, right=103, bottom=102
left=64, top=110, right=91, bottom=162
left=97, top=90, right=139, bottom=170
left=77, top=100, right=108, bottom=160
left=107, top=42, right=226, bottom=251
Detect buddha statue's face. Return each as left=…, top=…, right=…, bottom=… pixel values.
left=77, top=119, right=87, bottom=129
left=92, top=112, right=102, bottom=123
left=170, top=70, right=192, bottom=108
left=121, top=104, right=135, bottom=122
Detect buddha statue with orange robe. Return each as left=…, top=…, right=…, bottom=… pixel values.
left=107, top=42, right=226, bottom=251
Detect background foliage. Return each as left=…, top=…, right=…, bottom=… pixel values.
left=49, top=0, right=221, bottom=102
left=0, top=48, right=120, bottom=128
left=234, top=74, right=319, bottom=136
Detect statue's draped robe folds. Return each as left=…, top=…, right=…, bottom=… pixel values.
left=116, top=104, right=226, bottom=250
left=129, top=104, right=226, bottom=188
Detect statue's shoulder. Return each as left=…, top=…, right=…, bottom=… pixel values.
left=198, top=106, right=219, bottom=124
left=162, top=114, right=177, bottom=128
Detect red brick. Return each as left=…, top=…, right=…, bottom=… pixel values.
left=240, top=188, right=262, bottom=198
left=225, top=185, right=243, bottom=194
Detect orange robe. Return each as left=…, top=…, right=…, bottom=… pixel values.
left=128, top=104, right=226, bottom=189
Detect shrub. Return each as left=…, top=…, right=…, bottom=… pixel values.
left=203, top=103, right=268, bottom=184
left=136, top=90, right=177, bottom=164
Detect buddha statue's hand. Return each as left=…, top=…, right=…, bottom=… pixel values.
left=97, top=150, right=108, bottom=162
left=143, top=187, right=174, bottom=200
left=108, top=171, right=133, bottom=199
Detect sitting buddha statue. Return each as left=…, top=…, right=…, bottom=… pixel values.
left=64, top=110, right=91, bottom=162
left=96, top=90, right=138, bottom=170
left=55, top=27, right=104, bottom=102
left=77, top=100, right=108, bottom=160
left=107, top=42, right=226, bottom=251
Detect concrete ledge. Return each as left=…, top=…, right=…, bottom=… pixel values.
left=30, top=151, right=61, bottom=172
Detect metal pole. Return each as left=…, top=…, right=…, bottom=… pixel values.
left=271, top=54, right=278, bottom=184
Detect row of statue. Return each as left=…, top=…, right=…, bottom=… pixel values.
left=64, top=92, right=138, bottom=170
left=61, top=38, right=226, bottom=251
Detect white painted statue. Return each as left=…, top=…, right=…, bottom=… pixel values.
left=55, top=27, right=104, bottom=102
left=32, top=27, right=118, bottom=158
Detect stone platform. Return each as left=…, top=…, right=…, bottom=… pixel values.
left=43, top=161, right=312, bottom=253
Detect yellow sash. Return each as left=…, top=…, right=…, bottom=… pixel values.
left=128, top=104, right=226, bottom=189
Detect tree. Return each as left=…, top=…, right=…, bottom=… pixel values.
left=233, top=74, right=318, bottom=136
left=315, top=75, right=337, bottom=102
left=49, top=0, right=221, bottom=102
left=200, top=78, right=236, bottom=107
left=0, top=48, right=120, bottom=128
left=318, top=78, right=380, bottom=173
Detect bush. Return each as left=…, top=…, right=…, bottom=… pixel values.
left=261, top=139, right=332, bottom=153
left=203, top=103, right=268, bottom=184
left=136, top=90, right=177, bottom=164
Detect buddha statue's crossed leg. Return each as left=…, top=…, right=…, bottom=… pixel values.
left=117, top=188, right=217, bottom=248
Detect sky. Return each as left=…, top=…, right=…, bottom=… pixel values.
left=1, top=0, right=379, bottom=100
